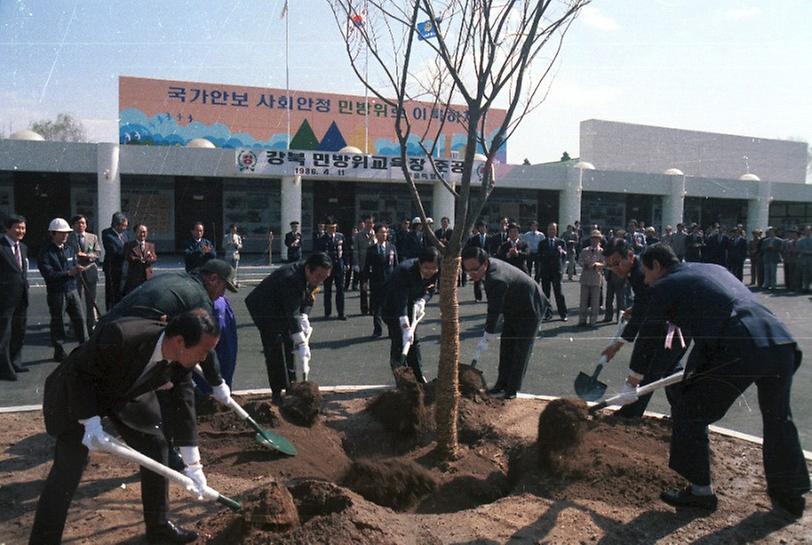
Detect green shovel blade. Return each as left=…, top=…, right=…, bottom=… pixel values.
left=254, top=429, right=297, bottom=456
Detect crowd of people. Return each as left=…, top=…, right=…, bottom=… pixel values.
left=0, top=209, right=807, bottom=544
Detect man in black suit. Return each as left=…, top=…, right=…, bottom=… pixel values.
left=284, top=221, right=302, bottom=262
left=102, top=211, right=129, bottom=310
left=316, top=223, right=347, bottom=320
left=245, top=253, right=332, bottom=404
left=702, top=222, right=728, bottom=266
left=30, top=311, right=220, bottom=545
left=464, top=220, right=489, bottom=301
left=613, top=245, right=809, bottom=517
left=68, top=214, right=102, bottom=333
left=398, top=217, right=427, bottom=261
left=38, top=218, right=88, bottom=362
left=726, top=225, right=748, bottom=281
left=434, top=216, right=453, bottom=245
left=487, top=217, right=509, bottom=255
left=0, top=214, right=29, bottom=381
left=537, top=222, right=568, bottom=321
left=462, top=246, right=548, bottom=399
left=183, top=221, right=217, bottom=272
left=381, top=248, right=439, bottom=383
left=363, top=224, right=398, bottom=337
left=496, top=223, right=530, bottom=273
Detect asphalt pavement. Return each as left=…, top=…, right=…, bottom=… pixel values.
left=2, top=260, right=810, bottom=448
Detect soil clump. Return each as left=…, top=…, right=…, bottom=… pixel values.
left=281, top=381, right=322, bottom=426
left=537, top=397, right=589, bottom=471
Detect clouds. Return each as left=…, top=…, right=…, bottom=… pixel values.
left=723, top=6, right=761, bottom=20
left=579, top=6, right=620, bottom=32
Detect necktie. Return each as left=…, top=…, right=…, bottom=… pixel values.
left=379, top=244, right=384, bottom=257
left=14, top=242, right=22, bottom=270
left=78, top=234, right=85, bottom=250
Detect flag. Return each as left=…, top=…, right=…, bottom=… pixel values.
left=350, top=13, right=365, bottom=27
left=416, top=19, right=438, bottom=41
left=280, top=0, right=288, bottom=19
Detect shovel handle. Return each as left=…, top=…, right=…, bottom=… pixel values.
left=591, top=363, right=604, bottom=379
left=217, top=494, right=242, bottom=512
left=470, top=358, right=478, bottom=369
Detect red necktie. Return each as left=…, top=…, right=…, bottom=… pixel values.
left=14, top=242, right=22, bottom=270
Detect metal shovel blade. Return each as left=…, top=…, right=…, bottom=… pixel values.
left=248, top=416, right=297, bottom=456
left=574, top=361, right=607, bottom=402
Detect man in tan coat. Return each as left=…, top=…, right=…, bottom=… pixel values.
left=577, top=229, right=605, bottom=326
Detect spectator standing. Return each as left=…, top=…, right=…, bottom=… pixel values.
left=522, top=221, right=545, bottom=278
left=537, top=222, right=568, bottom=321
left=353, top=216, right=376, bottom=314
left=726, top=225, right=748, bottom=282
left=796, top=226, right=812, bottom=293
left=101, top=212, right=128, bottom=310
left=660, top=225, right=674, bottom=247
left=284, top=221, right=302, bottom=263
left=68, top=214, right=101, bottom=333
left=782, top=231, right=800, bottom=291
left=702, top=223, right=728, bottom=266
left=316, top=223, right=347, bottom=320
left=399, top=217, right=427, bottom=261
left=312, top=223, right=326, bottom=255
left=122, top=223, right=157, bottom=296
left=577, top=230, right=605, bottom=326
left=0, top=214, right=29, bottom=381
left=38, top=218, right=87, bottom=362
left=183, top=221, right=216, bottom=272
left=497, top=223, right=530, bottom=273
left=669, top=224, right=688, bottom=261
left=488, top=217, right=509, bottom=256
left=684, top=223, right=704, bottom=262
left=464, top=221, right=489, bottom=301
left=563, top=224, right=578, bottom=280
left=363, top=224, right=398, bottom=337
left=748, top=229, right=764, bottom=287
left=644, top=226, right=659, bottom=246
left=760, top=227, right=783, bottom=290
left=222, top=223, right=243, bottom=285
left=434, top=216, right=453, bottom=245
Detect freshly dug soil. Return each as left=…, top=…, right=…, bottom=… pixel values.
left=341, top=458, right=437, bottom=510
left=537, top=397, right=589, bottom=471
left=281, top=381, right=322, bottom=426
left=1, top=390, right=809, bottom=545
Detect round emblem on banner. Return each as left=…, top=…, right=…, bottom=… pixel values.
left=237, top=150, right=258, bottom=172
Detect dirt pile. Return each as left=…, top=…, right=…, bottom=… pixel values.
left=342, top=458, right=438, bottom=510
left=458, top=363, right=487, bottom=398
left=537, top=398, right=588, bottom=472
left=242, top=481, right=300, bottom=529
left=281, top=381, right=322, bottom=426
left=367, top=367, right=431, bottom=435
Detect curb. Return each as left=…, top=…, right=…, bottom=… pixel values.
left=4, top=386, right=810, bottom=461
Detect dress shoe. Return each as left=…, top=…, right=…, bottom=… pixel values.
left=338, top=315, right=348, bottom=321
left=12, top=364, right=29, bottom=373
left=660, top=486, right=718, bottom=511
left=769, top=493, right=805, bottom=519
left=503, top=389, right=517, bottom=400
left=487, top=385, right=505, bottom=395
left=146, top=520, right=198, bottom=544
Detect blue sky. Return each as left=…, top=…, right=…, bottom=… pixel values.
left=1, top=0, right=809, bottom=169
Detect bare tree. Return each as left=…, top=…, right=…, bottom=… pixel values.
left=30, top=113, right=87, bottom=142
left=329, top=0, right=588, bottom=458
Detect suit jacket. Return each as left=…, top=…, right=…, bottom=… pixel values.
left=38, top=242, right=78, bottom=293
left=68, top=231, right=101, bottom=284
left=245, top=262, right=312, bottom=335
left=398, top=231, right=426, bottom=261
left=285, top=231, right=303, bottom=262
left=102, top=227, right=127, bottom=273
left=637, top=263, right=795, bottom=374
left=482, top=258, right=548, bottom=333
left=382, top=258, right=437, bottom=320
left=727, top=236, right=748, bottom=264
left=466, top=232, right=489, bottom=250
left=703, top=232, right=729, bottom=266
left=316, top=233, right=347, bottom=275
left=487, top=231, right=509, bottom=255
left=537, top=236, right=566, bottom=275
left=363, top=242, right=398, bottom=287
left=0, top=237, right=28, bottom=311
left=43, top=318, right=197, bottom=444
left=434, top=228, right=453, bottom=245
left=496, top=239, right=529, bottom=272
left=123, top=240, right=157, bottom=295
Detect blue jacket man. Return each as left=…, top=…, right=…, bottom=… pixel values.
left=633, top=245, right=808, bottom=517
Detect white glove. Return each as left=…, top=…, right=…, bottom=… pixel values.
left=291, top=331, right=307, bottom=346
left=296, top=342, right=311, bottom=362
left=179, top=446, right=207, bottom=500
left=473, top=331, right=498, bottom=361
left=399, top=316, right=414, bottom=346
left=80, top=416, right=111, bottom=451
left=210, top=381, right=231, bottom=404
left=413, top=299, right=426, bottom=318
left=299, top=314, right=313, bottom=339
left=614, top=380, right=639, bottom=406
left=353, top=265, right=360, bottom=273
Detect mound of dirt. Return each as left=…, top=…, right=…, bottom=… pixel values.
left=367, top=368, right=431, bottom=436
left=281, top=381, right=322, bottom=426
left=342, top=458, right=438, bottom=510
left=242, top=399, right=280, bottom=425
left=457, top=396, right=499, bottom=445
left=537, top=398, right=588, bottom=471
left=242, top=481, right=300, bottom=530
left=458, top=364, right=487, bottom=399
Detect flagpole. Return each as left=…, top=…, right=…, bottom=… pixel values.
left=364, top=0, right=369, bottom=154
left=285, top=0, right=290, bottom=150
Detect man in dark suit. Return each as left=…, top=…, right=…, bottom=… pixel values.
left=465, top=220, right=489, bottom=301
left=381, top=248, right=439, bottom=384
left=434, top=216, right=453, bottom=245
left=684, top=223, right=704, bottom=263
left=363, top=224, right=398, bottom=337
left=726, top=225, right=748, bottom=281
left=245, top=253, right=332, bottom=404
left=123, top=223, right=158, bottom=296
left=702, top=223, right=728, bottom=266
left=102, top=211, right=129, bottom=310
left=496, top=223, right=530, bottom=273
left=29, top=311, right=219, bottom=545
left=462, top=246, right=548, bottom=399
left=38, top=218, right=87, bottom=362
left=183, top=221, right=216, bottom=272
left=68, top=214, right=102, bottom=333
left=487, top=217, right=509, bottom=255
left=0, top=214, right=29, bottom=381
left=617, top=245, right=809, bottom=517
left=398, top=217, right=427, bottom=261
left=316, top=223, right=347, bottom=320
left=284, top=221, right=303, bottom=262
left=537, top=222, right=568, bottom=321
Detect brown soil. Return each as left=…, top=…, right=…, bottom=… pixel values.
left=1, top=390, right=809, bottom=545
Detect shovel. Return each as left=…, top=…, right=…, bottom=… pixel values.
left=574, top=319, right=627, bottom=401
left=588, top=370, right=685, bottom=414
left=194, top=366, right=298, bottom=457
left=397, top=307, right=426, bottom=366
left=92, top=434, right=241, bottom=511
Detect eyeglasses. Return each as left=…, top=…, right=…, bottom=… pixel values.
left=463, top=262, right=486, bottom=274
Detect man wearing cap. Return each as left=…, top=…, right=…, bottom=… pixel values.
left=284, top=221, right=302, bottom=263
left=576, top=230, right=605, bottom=326
left=316, top=223, right=347, bottom=320
left=0, top=214, right=29, bottom=380
left=38, top=218, right=88, bottom=362
left=246, top=253, right=333, bottom=403
left=462, top=246, right=548, bottom=399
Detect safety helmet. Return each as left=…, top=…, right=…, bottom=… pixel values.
left=48, top=218, right=72, bottom=232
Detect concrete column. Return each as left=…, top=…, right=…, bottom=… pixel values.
left=432, top=180, right=455, bottom=226
left=662, top=173, right=686, bottom=229
left=96, top=143, right=121, bottom=233
left=747, top=180, right=772, bottom=234
left=560, top=167, right=583, bottom=227
left=280, top=175, right=302, bottom=261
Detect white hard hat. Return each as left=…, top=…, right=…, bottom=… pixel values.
left=412, top=217, right=422, bottom=224
left=425, top=217, right=434, bottom=223
left=48, top=218, right=72, bottom=232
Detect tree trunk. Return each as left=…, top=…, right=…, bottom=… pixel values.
left=435, top=254, right=461, bottom=459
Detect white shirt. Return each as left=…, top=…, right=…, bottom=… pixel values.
left=137, top=332, right=167, bottom=381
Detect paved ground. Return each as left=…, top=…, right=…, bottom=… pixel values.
left=3, top=260, right=811, bottom=448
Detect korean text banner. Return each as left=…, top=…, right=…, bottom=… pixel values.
left=235, top=148, right=488, bottom=184
left=119, top=76, right=507, bottom=163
